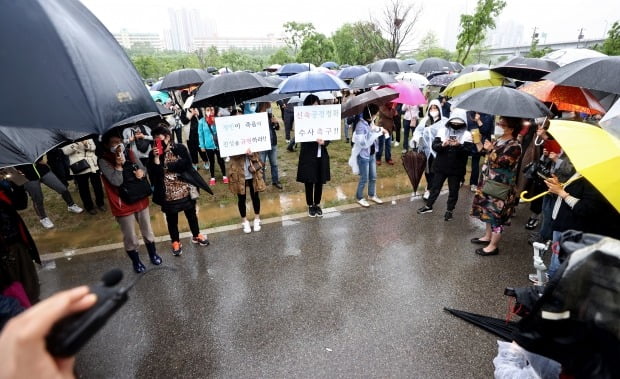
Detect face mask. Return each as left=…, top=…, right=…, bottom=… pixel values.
left=110, top=144, right=124, bottom=154
left=207, top=115, right=215, bottom=125
left=429, top=110, right=439, bottom=118
left=249, top=103, right=257, bottom=112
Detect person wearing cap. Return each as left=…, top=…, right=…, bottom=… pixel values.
left=417, top=109, right=473, bottom=221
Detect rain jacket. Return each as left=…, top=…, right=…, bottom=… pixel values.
left=411, top=99, right=444, bottom=159
left=197, top=118, right=218, bottom=150
left=348, top=118, right=383, bottom=175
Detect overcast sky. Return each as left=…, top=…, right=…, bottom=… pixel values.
left=80, top=0, right=618, bottom=50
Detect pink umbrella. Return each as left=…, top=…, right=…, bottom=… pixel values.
left=378, top=80, right=427, bottom=106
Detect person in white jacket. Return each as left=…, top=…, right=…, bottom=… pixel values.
left=61, top=139, right=105, bottom=215
left=410, top=99, right=445, bottom=199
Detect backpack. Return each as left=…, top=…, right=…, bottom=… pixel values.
left=118, top=162, right=152, bottom=204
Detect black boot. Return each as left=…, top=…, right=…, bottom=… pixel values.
left=145, top=241, right=162, bottom=265
left=126, top=250, right=146, bottom=273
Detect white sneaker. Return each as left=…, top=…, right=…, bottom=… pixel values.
left=40, top=217, right=54, bottom=229
left=369, top=196, right=384, bottom=204
left=253, top=218, right=261, bottom=232
left=423, top=190, right=430, bottom=200
left=394, top=141, right=400, bottom=147
left=242, top=220, right=251, bottom=233
left=67, top=204, right=83, bottom=213
left=470, top=184, right=477, bottom=192
left=357, top=198, right=370, bottom=207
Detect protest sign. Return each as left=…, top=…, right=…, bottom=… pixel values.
left=214, top=112, right=271, bottom=156
left=293, top=104, right=341, bottom=142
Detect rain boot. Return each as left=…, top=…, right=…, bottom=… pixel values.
left=145, top=241, right=162, bottom=265
left=126, top=250, right=146, bottom=273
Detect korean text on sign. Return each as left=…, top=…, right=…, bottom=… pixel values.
left=294, top=104, right=341, bottom=143
left=214, top=112, right=271, bottom=156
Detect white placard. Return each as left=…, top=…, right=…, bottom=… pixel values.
left=294, top=104, right=341, bottom=142
left=214, top=113, right=271, bottom=157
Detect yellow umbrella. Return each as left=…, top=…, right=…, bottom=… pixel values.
left=441, top=70, right=506, bottom=97
left=547, top=120, right=620, bottom=212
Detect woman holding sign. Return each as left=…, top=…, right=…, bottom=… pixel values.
left=296, top=94, right=331, bottom=218
left=228, top=149, right=266, bottom=233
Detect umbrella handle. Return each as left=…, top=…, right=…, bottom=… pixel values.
left=519, top=190, right=548, bottom=202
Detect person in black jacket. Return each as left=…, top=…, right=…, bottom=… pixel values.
left=148, top=126, right=209, bottom=256
left=258, top=102, right=282, bottom=189
left=417, top=109, right=473, bottom=221
left=466, top=111, right=495, bottom=191
left=181, top=106, right=209, bottom=171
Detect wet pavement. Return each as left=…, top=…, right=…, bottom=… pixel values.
left=39, top=189, right=534, bottom=378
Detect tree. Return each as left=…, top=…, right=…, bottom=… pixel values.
left=363, top=0, right=423, bottom=58
left=269, top=48, right=294, bottom=65
left=296, top=33, right=336, bottom=66
left=332, top=23, right=386, bottom=65
left=597, top=20, right=620, bottom=56
left=455, top=0, right=506, bottom=63
left=415, top=31, right=452, bottom=60
left=527, top=37, right=552, bottom=58
left=350, top=22, right=391, bottom=63
left=282, top=22, right=316, bottom=55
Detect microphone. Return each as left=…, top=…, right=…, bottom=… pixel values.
left=101, top=268, right=123, bottom=287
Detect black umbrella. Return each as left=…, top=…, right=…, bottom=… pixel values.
left=350, top=72, right=397, bottom=90
left=369, top=58, right=411, bottom=73
left=451, top=87, right=552, bottom=118
left=414, top=58, right=455, bottom=74
left=276, top=63, right=312, bottom=77
left=0, top=0, right=158, bottom=135
left=492, top=57, right=560, bottom=82
left=542, top=56, right=620, bottom=94
left=402, top=150, right=427, bottom=194
left=156, top=103, right=173, bottom=116
left=337, top=65, right=369, bottom=80
left=428, top=73, right=459, bottom=88
left=160, top=68, right=213, bottom=91
left=444, top=308, right=517, bottom=341
left=247, top=91, right=292, bottom=103
left=341, top=88, right=399, bottom=118
left=460, top=64, right=490, bottom=75
left=451, top=61, right=464, bottom=71
left=193, top=71, right=277, bottom=107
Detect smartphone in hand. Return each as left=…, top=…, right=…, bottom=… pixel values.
left=155, top=139, right=163, bottom=155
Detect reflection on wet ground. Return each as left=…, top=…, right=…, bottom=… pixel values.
left=35, top=174, right=421, bottom=253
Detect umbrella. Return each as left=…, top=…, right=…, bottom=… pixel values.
left=276, top=63, right=312, bottom=77
left=0, top=0, right=158, bottom=135
left=600, top=99, right=620, bottom=140
left=541, top=48, right=607, bottom=67
left=444, top=308, right=516, bottom=341
left=451, top=61, right=464, bottom=71
left=321, top=61, right=339, bottom=69
left=150, top=80, right=163, bottom=91
left=378, top=81, right=427, bottom=106
left=247, top=91, right=292, bottom=103
left=403, top=58, right=418, bottom=66
left=160, top=68, right=212, bottom=91
left=337, top=65, right=370, bottom=80
left=428, top=73, right=459, bottom=88
left=519, top=80, right=606, bottom=115
left=451, top=86, right=552, bottom=118
left=150, top=90, right=170, bottom=104
left=340, top=88, right=399, bottom=118
left=257, top=74, right=283, bottom=87
left=277, top=71, right=348, bottom=94
left=340, top=64, right=351, bottom=68
left=156, top=103, right=173, bottom=116
left=547, top=120, right=620, bottom=212
left=460, top=64, right=490, bottom=74
left=369, top=58, right=411, bottom=73
left=442, top=70, right=506, bottom=97
left=218, top=67, right=233, bottom=75
left=492, top=56, right=560, bottom=82
left=402, top=149, right=427, bottom=194
left=0, top=127, right=87, bottom=169
left=414, top=58, right=455, bottom=74
left=350, top=72, right=397, bottom=90
left=193, top=71, right=277, bottom=107
left=542, top=56, right=620, bottom=94
left=394, top=72, right=429, bottom=89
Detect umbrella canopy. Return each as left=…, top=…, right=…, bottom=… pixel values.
left=378, top=81, right=427, bottom=106
left=403, top=58, right=417, bottom=66
left=350, top=72, right=397, bottom=90
left=0, top=0, right=158, bottom=135
left=519, top=80, right=605, bottom=115
left=451, top=86, right=552, bottom=118
left=150, top=90, right=170, bottom=104
left=247, top=91, right=292, bottom=103
left=444, top=308, right=516, bottom=341
left=492, top=56, right=560, bottom=82
left=451, top=62, right=464, bottom=71
left=394, top=72, right=429, bottom=89
left=442, top=70, right=506, bottom=97
left=263, top=64, right=282, bottom=72
left=193, top=71, right=277, bottom=107
left=428, top=73, right=459, bottom=88
left=460, top=64, right=490, bottom=74
left=258, top=74, right=283, bottom=87
left=547, top=120, right=620, bottom=212
left=369, top=58, right=411, bottom=73
left=156, top=103, right=173, bottom=116
left=402, top=150, right=427, bottom=193
left=542, top=56, right=620, bottom=94
left=150, top=80, right=163, bottom=91
left=277, top=71, right=348, bottom=94
left=276, top=63, right=312, bottom=77
left=542, top=48, right=607, bottom=67
left=321, top=61, right=339, bottom=69
left=218, top=67, right=233, bottom=75
left=0, top=127, right=87, bottom=169
left=414, top=58, right=455, bottom=74
left=599, top=99, right=620, bottom=140
left=341, top=88, right=399, bottom=118
left=337, top=65, right=370, bottom=80
left=160, top=68, right=212, bottom=91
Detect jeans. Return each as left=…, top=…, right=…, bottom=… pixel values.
left=375, top=135, right=391, bottom=162
left=344, top=122, right=351, bottom=140
left=260, top=146, right=279, bottom=184
left=547, top=231, right=563, bottom=279
left=356, top=156, right=377, bottom=200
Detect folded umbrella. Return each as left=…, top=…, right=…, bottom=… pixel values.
left=160, top=68, right=213, bottom=91
left=519, top=80, right=606, bottom=115
left=402, top=150, right=427, bottom=194
left=451, top=87, right=552, bottom=118
left=542, top=56, right=620, bottom=94
left=442, top=71, right=506, bottom=97
left=193, top=71, right=277, bottom=107
left=444, top=308, right=517, bottom=341
left=350, top=72, right=397, bottom=90
left=277, top=71, right=348, bottom=94
left=492, top=57, right=560, bottom=82
left=340, top=88, right=399, bottom=118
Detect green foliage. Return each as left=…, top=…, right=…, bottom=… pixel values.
left=352, top=21, right=391, bottom=61
left=527, top=38, right=552, bottom=58
left=597, top=21, right=620, bottom=56
left=467, top=42, right=492, bottom=64
left=269, top=48, right=295, bottom=65
left=456, top=0, right=506, bottom=63
left=282, top=21, right=316, bottom=55
left=296, top=33, right=336, bottom=66
left=331, top=23, right=385, bottom=65
left=415, top=31, right=452, bottom=60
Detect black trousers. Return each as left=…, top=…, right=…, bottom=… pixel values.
left=164, top=205, right=200, bottom=242
left=74, top=172, right=104, bottom=211
left=284, top=113, right=294, bottom=140
left=206, top=149, right=226, bottom=178
left=425, top=172, right=461, bottom=211
left=187, top=141, right=208, bottom=165
left=469, top=153, right=481, bottom=186
left=237, top=179, right=260, bottom=218
left=171, top=127, right=182, bottom=144
left=304, top=183, right=323, bottom=206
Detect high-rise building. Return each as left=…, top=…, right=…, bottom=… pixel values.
left=166, top=8, right=212, bottom=52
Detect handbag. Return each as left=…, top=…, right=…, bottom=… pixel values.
left=133, top=128, right=151, bottom=153
left=482, top=179, right=511, bottom=200
left=70, top=159, right=90, bottom=173
left=248, top=158, right=263, bottom=174
left=118, top=163, right=152, bottom=204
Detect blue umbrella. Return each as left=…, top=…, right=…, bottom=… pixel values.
left=276, top=63, right=312, bottom=77
left=277, top=71, right=349, bottom=94
left=321, top=61, right=339, bottom=69
left=337, top=65, right=369, bottom=80
left=404, top=58, right=418, bottom=66
left=150, top=90, right=170, bottom=103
